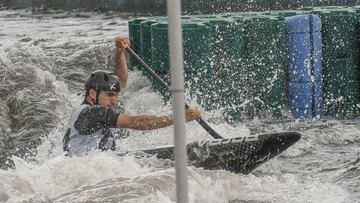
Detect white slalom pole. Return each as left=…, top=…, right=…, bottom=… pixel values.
left=167, top=0, right=188, bottom=202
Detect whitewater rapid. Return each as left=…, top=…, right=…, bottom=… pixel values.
left=0, top=9, right=358, bottom=202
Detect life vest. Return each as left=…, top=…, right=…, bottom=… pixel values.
left=63, top=104, right=115, bottom=156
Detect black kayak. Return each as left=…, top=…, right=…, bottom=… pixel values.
left=120, top=132, right=301, bottom=174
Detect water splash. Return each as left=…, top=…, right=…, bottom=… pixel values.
left=0, top=9, right=358, bottom=203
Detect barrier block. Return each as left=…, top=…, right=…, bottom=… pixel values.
left=128, top=18, right=148, bottom=69
left=150, top=21, right=214, bottom=109
left=286, top=14, right=323, bottom=119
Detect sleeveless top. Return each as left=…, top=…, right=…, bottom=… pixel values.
left=63, top=100, right=119, bottom=156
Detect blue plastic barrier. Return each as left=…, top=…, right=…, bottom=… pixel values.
left=286, top=14, right=323, bottom=119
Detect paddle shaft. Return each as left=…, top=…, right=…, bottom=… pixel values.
left=125, top=47, right=223, bottom=139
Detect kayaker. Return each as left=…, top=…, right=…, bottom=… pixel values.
left=62, top=37, right=201, bottom=156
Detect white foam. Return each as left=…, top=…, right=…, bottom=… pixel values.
left=1, top=152, right=151, bottom=202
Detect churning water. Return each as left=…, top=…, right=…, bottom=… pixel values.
left=0, top=9, right=359, bottom=203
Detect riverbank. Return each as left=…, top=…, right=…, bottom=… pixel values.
left=1, top=0, right=359, bottom=15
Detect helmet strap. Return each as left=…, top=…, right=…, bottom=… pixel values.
left=95, top=90, right=100, bottom=105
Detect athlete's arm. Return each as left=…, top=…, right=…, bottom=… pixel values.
left=117, top=108, right=201, bottom=130
left=114, top=37, right=129, bottom=95
left=117, top=114, right=172, bottom=130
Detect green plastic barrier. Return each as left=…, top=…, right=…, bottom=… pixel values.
left=315, top=8, right=360, bottom=117
left=128, top=18, right=147, bottom=69
left=323, top=58, right=359, bottom=99
left=241, top=16, right=288, bottom=119
left=202, top=17, right=248, bottom=119
left=264, top=10, right=303, bottom=17
left=140, top=20, right=158, bottom=66
left=151, top=21, right=212, bottom=73
left=195, top=14, right=288, bottom=121
left=244, top=62, right=287, bottom=119
left=150, top=21, right=214, bottom=109
left=244, top=16, right=286, bottom=64
left=319, top=10, right=357, bottom=58
left=323, top=67, right=360, bottom=117
left=323, top=96, right=360, bottom=118
left=150, top=22, right=170, bottom=74
left=128, top=9, right=360, bottom=120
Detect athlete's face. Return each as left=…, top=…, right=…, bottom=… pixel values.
left=98, top=91, right=119, bottom=108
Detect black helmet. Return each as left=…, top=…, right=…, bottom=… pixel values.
left=84, top=70, right=120, bottom=92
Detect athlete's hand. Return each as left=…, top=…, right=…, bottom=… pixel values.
left=115, top=36, right=130, bottom=55
left=185, top=107, right=201, bottom=122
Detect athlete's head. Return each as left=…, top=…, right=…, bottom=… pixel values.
left=84, top=70, right=120, bottom=107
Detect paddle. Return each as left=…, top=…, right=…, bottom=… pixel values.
left=125, top=47, right=223, bottom=139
